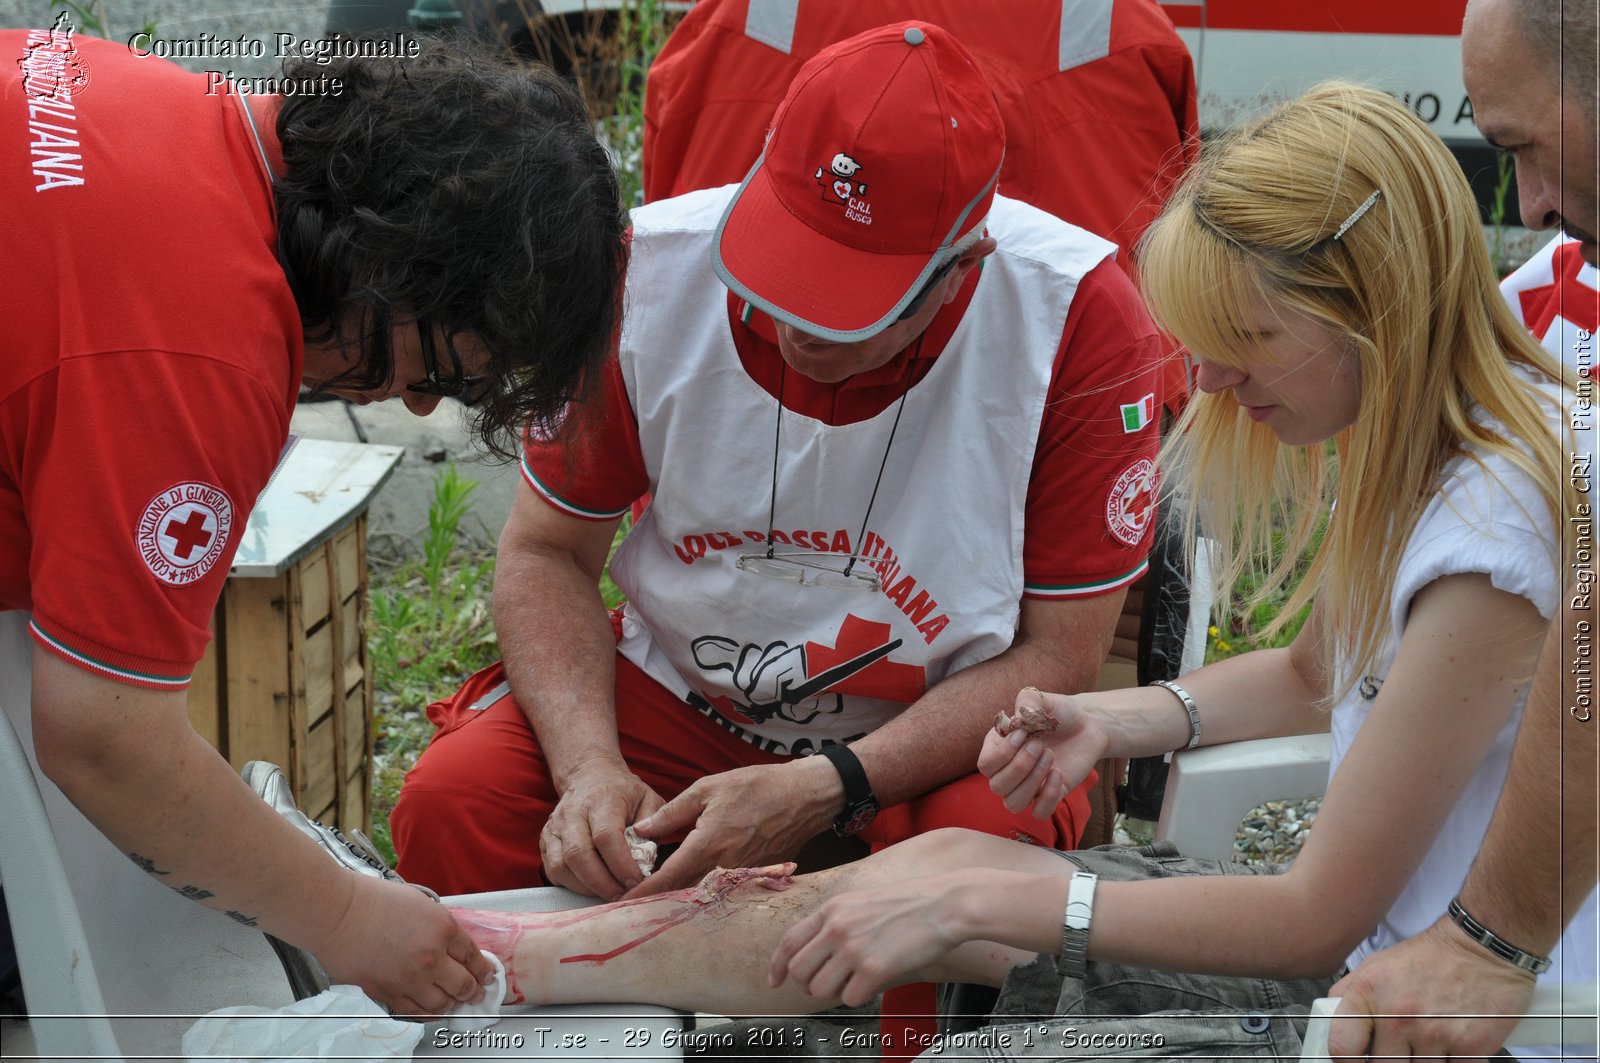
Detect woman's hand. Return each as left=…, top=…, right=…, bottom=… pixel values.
left=979, top=687, right=1108, bottom=818
left=767, top=874, right=974, bottom=1007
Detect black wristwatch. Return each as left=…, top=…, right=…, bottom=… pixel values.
left=816, top=743, right=879, bottom=837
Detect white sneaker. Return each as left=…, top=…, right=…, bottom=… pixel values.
left=241, top=760, right=418, bottom=887
left=243, top=760, right=445, bottom=1001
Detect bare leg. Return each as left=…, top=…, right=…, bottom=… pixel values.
left=449, top=829, right=1074, bottom=1016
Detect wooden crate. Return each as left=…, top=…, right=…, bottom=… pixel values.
left=185, top=439, right=400, bottom=833
left=187, top=516, right=375, bottom=834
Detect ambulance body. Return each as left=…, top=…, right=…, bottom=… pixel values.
left=1157, top=1, right=1513, bottom=224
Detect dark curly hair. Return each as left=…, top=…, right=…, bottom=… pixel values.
left=274, top=37, right=628, bottom=459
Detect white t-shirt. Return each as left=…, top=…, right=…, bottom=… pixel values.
left=1327, top=380, right=1596, bottom=1050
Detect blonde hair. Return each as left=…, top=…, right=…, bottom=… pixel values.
left=1139, top=82, right=1572, bottom=697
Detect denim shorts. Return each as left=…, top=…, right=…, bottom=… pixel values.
left=925, top=843, right=1337, bottom=1061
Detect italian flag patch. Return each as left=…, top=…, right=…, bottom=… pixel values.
left=1120, top=393, right=1155, bottom=433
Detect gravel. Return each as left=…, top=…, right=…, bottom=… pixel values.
left=1116, top=797, right=1321, bottom=865
left=1234, top=797, right=1321, bottom=863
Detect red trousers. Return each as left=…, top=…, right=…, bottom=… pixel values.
left=392, top=645, right=1090, bottom=896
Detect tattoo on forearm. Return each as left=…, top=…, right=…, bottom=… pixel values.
left=128, top=851, right=170, bottom=875
left=127, top=852, right=252, bottom=921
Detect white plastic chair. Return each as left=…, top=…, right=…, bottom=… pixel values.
left=1153, top=731, right=1333, bottom=862
left=0, top=611, right=299, bottom=1060
left=1153, top=731, right=1599, bottom=1058
left=0, top=611, right=686, bottom=1060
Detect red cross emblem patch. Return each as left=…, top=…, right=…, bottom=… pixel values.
left=136, top=481, right=234, bottom=586
left=1106, top=458, right=1158, bottom=547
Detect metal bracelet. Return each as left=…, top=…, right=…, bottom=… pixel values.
left=1447, top=897, right=1552, bottom=974
left=1060, top=871, right=1098, bottom=979
left=1150, top=679, right=1202, bottom=751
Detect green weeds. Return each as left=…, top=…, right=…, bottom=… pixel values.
left=1489, top=151, right=1517, bottom=274
left=366, top=469, right=631, bottom=861
left=367, top=467, right=500, bottom=861
left=1204, top=523, right=1321, bottom=661
left=506, top=0, right=682, bottom=207
left=370, top=466, right=499, bottom=705
left=597, top=0, right=677, bottom=207
left=599, top=517, right=629, bottom=608
left=47, top=0, right=155, bottom=42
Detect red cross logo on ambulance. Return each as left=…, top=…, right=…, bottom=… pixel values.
left=136, top=481, right=234, bottom=586
left=816, top=152, right=871, bottom=224
left=1106, top=458, right=1158, bottom=547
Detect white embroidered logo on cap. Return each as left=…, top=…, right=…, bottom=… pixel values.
left=815, top=152, right=872, bottom=225
left=136, top=482, right=234, bottom=586
left=1105, top=459, right=1157, bottom=547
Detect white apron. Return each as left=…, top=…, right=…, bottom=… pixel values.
left=609, top=187, right=1113, bottom=754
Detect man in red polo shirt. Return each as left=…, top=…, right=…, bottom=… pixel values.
left=392, top=22, right=1166, bottom=906
left=2, top=21, right=626, bottom=1015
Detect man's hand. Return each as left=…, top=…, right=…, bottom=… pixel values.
left=978, top=688, right=1106, bottom=817
left=624, top=759, right=841, bottom=898
left=541, top=759, right=666, bottom=900
left=1326, top=917, right=1535, bottom=1062
left=317, top=878, right=497, bottom=1018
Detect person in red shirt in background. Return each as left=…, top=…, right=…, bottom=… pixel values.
left=640, top=0, right=1198, bottom=411
left=2, top=24, right=626, bottom=1015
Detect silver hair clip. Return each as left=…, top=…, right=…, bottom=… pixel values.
left=1331, top=189, right=1382, bottom=241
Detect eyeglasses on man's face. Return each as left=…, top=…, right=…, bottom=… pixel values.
left=407, top=321, right=496, bottom=407
left=894, top=254, right=961, bottom=323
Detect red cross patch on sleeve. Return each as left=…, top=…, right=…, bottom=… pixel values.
left=1106, top=459, right=1158, bottom=547
left=135, top=481, right=234, bottom=586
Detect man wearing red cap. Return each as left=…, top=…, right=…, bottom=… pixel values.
left=640, top=0, right=1199, bottom=309
left=392, top=22, right=1167, bottom=906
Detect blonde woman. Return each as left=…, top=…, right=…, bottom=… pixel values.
left=305, top=83, right=1593, bottom=1055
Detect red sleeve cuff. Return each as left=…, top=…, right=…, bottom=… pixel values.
left=520, top=458, right=634, bottom=522
left=519, top=352, right=649, bottom=517
left=30, top=617, right=194, bottom=690
left=1023, top=558, right=1150, bottom=600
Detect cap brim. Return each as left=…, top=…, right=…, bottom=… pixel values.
left=712, top=157, right=941, bottom=343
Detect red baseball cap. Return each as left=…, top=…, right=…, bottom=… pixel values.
left=713, top=22, right=1004, bottom=342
